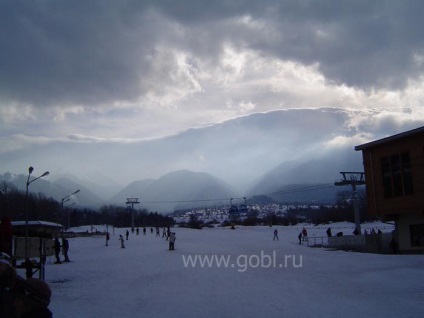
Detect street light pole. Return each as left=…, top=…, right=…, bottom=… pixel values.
left=61, top=189, right=80, bottom=236
left=66, top=202, right=76, bottom=230
left=25, top=167, right=49, bottom=261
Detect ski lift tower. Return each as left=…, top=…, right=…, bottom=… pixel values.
left=126, top=198, right=140, bottom=229
left=335, top=172, right=365, bottom=234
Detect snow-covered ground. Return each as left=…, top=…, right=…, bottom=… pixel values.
left=17, top=222, right=423, bottom=318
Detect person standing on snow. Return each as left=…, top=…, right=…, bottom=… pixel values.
left=169, top=232, right=176, bottom=250
left=302, top=227, right=308, bottom=241
left=105, top=233, right=110, bottom=246
left=273, top=229, right=279, bottom=241
left=61, top=238, right=70, bottom=262
left=53, top=238, right=61, bottom=264
left=119, top=235, right=125, bottom=249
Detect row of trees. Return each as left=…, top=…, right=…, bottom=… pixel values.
left=0, top=181, right=60, bottom=222
left=0, top=181, right=174, bottom=229
left=1, top=180, right=371, bottom=231
left=97, top=205, right=174, bottom=228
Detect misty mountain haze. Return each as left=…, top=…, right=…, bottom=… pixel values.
left=1, top=159, right=358, bottom=213
left=113, top=170, right=240, bottom=212
left=0, top=108, right=369, bottom=189
left=248, top=157, right=363, bottom=196
left=0, top=108, right=384, bottom=211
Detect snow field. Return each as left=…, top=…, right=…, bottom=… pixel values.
left=21, top=223, right=423, bottom=318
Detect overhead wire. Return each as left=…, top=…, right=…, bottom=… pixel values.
left=140, top=182, right=343, bottom=205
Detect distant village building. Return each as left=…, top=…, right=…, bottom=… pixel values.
left=355, top=126, right=424, bottom=253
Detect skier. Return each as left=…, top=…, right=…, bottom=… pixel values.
left=119, top=235, right=125, bottom=249
left=162, top=228, right=167, bottom=238
left=136, top=228, right=139, bottom=235
left=54, top=238, right=61, bottom=264
left=61, top=238, right=70, bottom=262
left=169, top=232, right=176, bottom=250
left=302, top=227, right=308, bottom=241
left=273, top=229, right=279, bottom=241
left=326, top=227, right=332, bottom=237
left=298, top=233, right=302, bottom=245
left=143, top=227, right=146, bottom=235
left=156, top=227, right=160, bottom=237
left=126, top=230, right=129, bottom=240
left=105, top=233, right=110, bottom=246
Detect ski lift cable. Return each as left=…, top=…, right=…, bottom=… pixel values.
left=140, top=183, right=340, bottom=205
left=264, top=183, right=337, bottom=196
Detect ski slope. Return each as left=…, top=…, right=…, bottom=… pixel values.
left=18, top=222, right=423, bottom=318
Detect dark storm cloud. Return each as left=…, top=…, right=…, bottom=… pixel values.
left=144, top=0, right=424, bottom=89
left=0, top=0, right=156, bottom=107
left=0, top=0, right=423, bottom=108
left=224, top=0, right=424, bottom=89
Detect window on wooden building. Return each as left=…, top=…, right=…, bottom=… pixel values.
left=380, top=151, right=414, bottom=198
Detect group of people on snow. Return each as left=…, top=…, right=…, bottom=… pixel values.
left=53, top=238, right=70, bottom=264
left=108, top=226, right=177, bottom=251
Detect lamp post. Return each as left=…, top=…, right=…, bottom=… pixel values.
left=61, top=189, right=80, bottom=236
left=25, top=167, right=49, bottom=261
left=66, top=202, right=76, bottom=230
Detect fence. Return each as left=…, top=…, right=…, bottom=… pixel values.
left=306, top=233, right=393, bottom=253
left=306, top=236, right=328, bottom=247
left=327, top=233, right=393, bottom=253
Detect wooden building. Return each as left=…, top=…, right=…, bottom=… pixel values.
left=355, top=126, right=424, bottom=253
left=11, top=220, right=63, bottom=238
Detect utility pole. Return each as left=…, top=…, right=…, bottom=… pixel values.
left=335, top=172, right=365, bottom=234
left=126, top=198, right=140, bottom=229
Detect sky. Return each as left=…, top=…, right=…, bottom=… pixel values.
left=1, top=1, right=424, bottom=186
left=14, top=222, right=423, bottom=318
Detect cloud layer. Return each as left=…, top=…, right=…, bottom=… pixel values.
left=1, top=1, right=424, bottom=185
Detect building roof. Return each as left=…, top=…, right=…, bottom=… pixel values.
left=355, top=126, right=424, bottom=151
left=11, top=220, right=62, bottom=227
